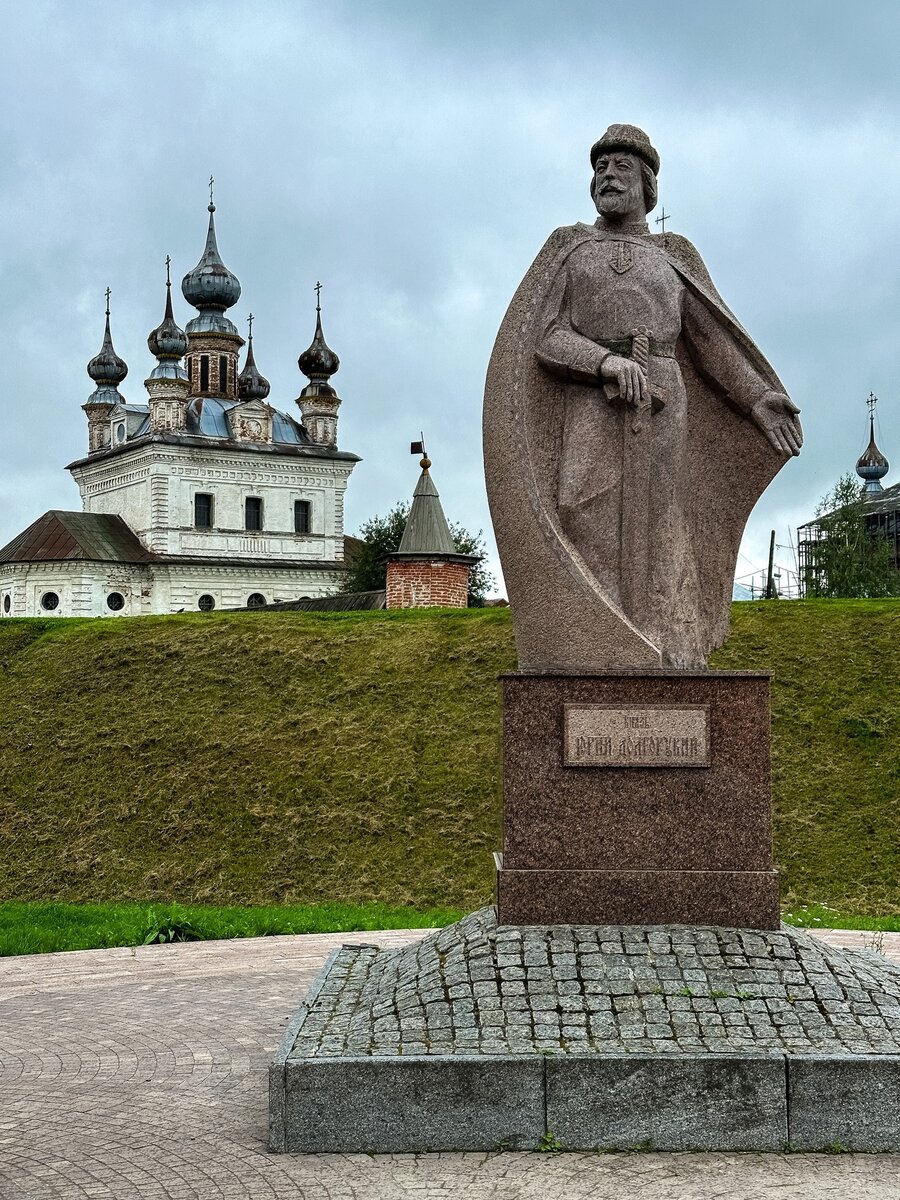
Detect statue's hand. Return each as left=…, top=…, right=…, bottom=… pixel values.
left=751, top=391, right=803, bottom=457
left=600, top=354, right=649, bottom=407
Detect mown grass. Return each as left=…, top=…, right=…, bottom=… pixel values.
left=0, top=601, right=898, bottom=919
left=0, top=900, right=463, bottom=957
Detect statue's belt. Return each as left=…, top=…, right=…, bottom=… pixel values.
left=601, top=337, right=676, bottom=360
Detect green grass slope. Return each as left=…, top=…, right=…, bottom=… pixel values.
left=0, top=601, right=897, bottom=915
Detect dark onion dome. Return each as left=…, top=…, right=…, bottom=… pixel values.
left=298, top=287, right=340, bottom=393
left=238, top=315, right=270, bottom=400
left=181, top=202, right=241, bottom=335
left=147, top=263, right=189, bottom=377
left=87, top=292, right=128, bottom=389
left=857, top=415, right=889, bottom=493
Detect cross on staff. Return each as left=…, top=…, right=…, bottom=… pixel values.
left=209, top=175, right=215, bottom=206
left=655, top=206, right=671, bottom=234
left=104, top=287, right=111, bottom=317
left=165, top=255, right=171, bottom=287
left=867, top=391, right=878, bottom=418
left=247, top=312, right=254, bottom=338
left=315, top=280, right=322, bottom=311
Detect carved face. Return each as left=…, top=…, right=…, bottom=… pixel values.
left=592, top=151, right=646, bottom=221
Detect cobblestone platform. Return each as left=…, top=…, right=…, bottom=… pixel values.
left=271, top=909, right=900, bottom=1153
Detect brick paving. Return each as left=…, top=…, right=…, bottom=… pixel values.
left=1, top=925, right=899, bottom=1199
left=288, top=910, right=900, bottom=1060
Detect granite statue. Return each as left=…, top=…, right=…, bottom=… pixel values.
left=484, top=124, right=802, bottom=670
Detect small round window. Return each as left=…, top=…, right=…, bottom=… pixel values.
left=247, top=593, right=266, bottom=608
left=198, top=594, right=216, bottom=611
left=115, top=422, right=126, bottom=443
left=3, top=595, right=10, bottom=614
left=107, top=592, right=125, bottom=611
left=41, top=591, right=60, bottom=611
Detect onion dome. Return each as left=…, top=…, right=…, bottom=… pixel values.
left=147, top=258, right=189, bottom=382
left=856, top=394, right=889, bottom=494
left=298, top=282, right=340, bottom=396
left=86, top=289, right=128, bottom=402
left=238, top=313, right=271, bottom=400
left=181, top=186, right=241, bottom=336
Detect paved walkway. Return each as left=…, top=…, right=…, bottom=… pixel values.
left=1, top=927, right=899, bottom=1200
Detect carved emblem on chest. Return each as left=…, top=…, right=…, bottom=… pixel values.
left=607, top=241, right=634, bottom=274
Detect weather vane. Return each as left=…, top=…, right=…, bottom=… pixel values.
left=655, top=206, right=671, bottom=234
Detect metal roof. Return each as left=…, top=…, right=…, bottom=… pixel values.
left=395, top=467, right=458, bottom=556
left=235, top=590, right=386, bottom=612
left=0, top=511, right=156, bottom=564
left=798, top=480, right=900, bottom=530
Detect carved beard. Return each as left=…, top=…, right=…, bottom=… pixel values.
left=596, top=181, right=645, bottom=223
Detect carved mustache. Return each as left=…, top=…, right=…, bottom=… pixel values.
left=599, top=182, right=626, bottom=195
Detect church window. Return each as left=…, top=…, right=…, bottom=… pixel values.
left=198, top=594, right=216, bottom=611
left=219, top=355, right=228, bottom=394
left=245, top=497, right=263, bottom=531
left=106, top=592, right=125, bottom=611
left=2, top=595, right=9, bottom=614
left=200, top=355, right=210, bottom=392
left=194, top=493, right=214, bottom=528
left=247, top=592, right=266, bottom=608
left=115, top=422, right=126, bottom=444
left=294, top=499, right=311, bottom=534
left=40, top=591, right=59, bottom=611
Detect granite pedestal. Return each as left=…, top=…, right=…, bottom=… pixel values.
left=495, top=670, right=780, bottom=929
left=269, top=909, right=900, bottom=1153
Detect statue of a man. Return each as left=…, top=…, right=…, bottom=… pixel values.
left=484, top=125, right=802, bottom=671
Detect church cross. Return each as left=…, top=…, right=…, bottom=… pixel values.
left=248, top=312, right=254, bottom=339
left=104, top=287, right=111, bottom=317
left=209, top=175, right=215, bottom=206
left=655, top=206, right=671, bottom=234
left=867, top=391, right=878, bottom=419
left=315, top=280, right=322, bottom=312
left=165, top=255, right=171, bottom=287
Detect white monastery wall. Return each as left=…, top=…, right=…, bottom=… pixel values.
left=0, top=561, right=344, bottom=619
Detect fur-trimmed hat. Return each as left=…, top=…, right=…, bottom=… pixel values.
left=590, top=124, right=660, bottom=175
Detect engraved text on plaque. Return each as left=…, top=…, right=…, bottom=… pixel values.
left=564, top=704, right=710, bottom=768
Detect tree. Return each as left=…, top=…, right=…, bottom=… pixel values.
left=340, top=503, right=494, bottom=605
left=802, top=473, right=900, bottom=598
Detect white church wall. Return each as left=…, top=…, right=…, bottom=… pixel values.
left=71, top=443, right=353, bottom=565
left=0, top=560, right=345, bottom=618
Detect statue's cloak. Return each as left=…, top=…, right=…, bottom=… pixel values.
left=483, top=222, right=789, bottom=671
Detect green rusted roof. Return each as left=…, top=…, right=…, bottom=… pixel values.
left=396, top=467, right=457, bottom=556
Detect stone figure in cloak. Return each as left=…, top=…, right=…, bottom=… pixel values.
left=483, top=124, right=802, bottom=671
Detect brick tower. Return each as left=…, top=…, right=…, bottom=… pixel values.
left=386, top=449, right=479, bottom=608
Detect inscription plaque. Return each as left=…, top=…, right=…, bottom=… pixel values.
left=564, top=704, right=710, bottom=768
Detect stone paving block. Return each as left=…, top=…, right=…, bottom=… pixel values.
left=278, top=1055, right=544, bottom=1153
left=546, top=1053, right=787, bottom=1151
left=787, top=1054, right=900, bottom=1152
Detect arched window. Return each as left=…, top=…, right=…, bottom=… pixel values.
left=247, top=593, right=266, bottom=608
left=200, top=355, right=210, bottom=392
left=219, top=355, right=228, bottom=394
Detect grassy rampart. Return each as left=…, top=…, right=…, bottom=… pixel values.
left=0, top=602, right=897, bottom=915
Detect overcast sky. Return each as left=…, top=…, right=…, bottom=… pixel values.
left=2, top=0, right=898, bottom=596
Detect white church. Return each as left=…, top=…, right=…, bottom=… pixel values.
left=0, top=199, right=359, bottom=617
